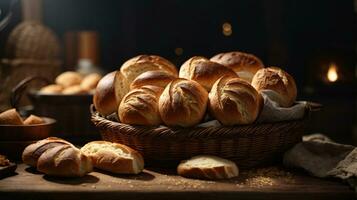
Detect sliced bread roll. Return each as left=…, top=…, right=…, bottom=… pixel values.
left=0, top=108, right=23, bottom=125
left=177, top=155, right=239, bottom=180
left=81, top=141, right=144, bottom=174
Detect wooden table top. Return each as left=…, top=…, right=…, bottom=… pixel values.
left=0, top=164, right=354, bottom=200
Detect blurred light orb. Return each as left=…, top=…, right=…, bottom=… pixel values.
left=222, top=22, right=232, bottom=36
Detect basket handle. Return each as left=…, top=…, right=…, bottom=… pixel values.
left=11, top=76, right=51, bottom=110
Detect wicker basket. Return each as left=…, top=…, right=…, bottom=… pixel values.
left=91, top=105, right=314, bottom=168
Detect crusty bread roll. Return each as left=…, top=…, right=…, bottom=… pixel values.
left=120, top=55, right=178, bottom=84
left=55, top=71, right=83, bottom=88
left=39, top=84, right=63, bottom=94
left=81, top=141, right=144, bottom=174
left=22, top=137, right=72, bottom=167
left=209, top=76, right=262, bottom=125
left=80, top=73, right=102, bottom=91
left=62, top=85, right=86, bottom=94
left=159, top=79, right=208, bottom=127
left=130, top=70, right=177, bottom=90
left=0, top=108, right=23, bottom=125
left=210, top=51, right=264, bottom=83
left=177, top=155, right=239, bottom=180
left=179, top=56, right=238, bottom=91
left=114, top=71, right=130, bottom=108
left=37, top=144, right=93, bottom=177
left=251, top=67, right=297, bottom=107
left=119, top=86, right=163, bottom=126
left=23, top=115, right=44, bottom=125
left=94, top=72, right=121, bottom=116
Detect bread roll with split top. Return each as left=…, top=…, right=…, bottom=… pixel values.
left=251, top=67, right=297, bottom=107
left=210, top=51, right=264, bottom=83
left=209, top=76, right=262, bottom=125
left=119, top=85, right=163, bottom=126
left=130, top=70, right=177, bottom=90
left=120, top=55, right=178, bottom=84
left=81, top=141, right=144, bottom=174
left=179, top=56, right=238, bottom=91
left=159, top=78, right=208, bottom=127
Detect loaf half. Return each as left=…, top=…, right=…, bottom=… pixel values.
left=177, top=155, right=239, bottom=180
left=81, top=141, right=144, bottom=174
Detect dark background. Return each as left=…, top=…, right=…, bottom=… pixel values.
left=0, top=0, right=356, bottom=144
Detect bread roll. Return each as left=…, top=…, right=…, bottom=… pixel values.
left=179, top=56, right=238, bottom=91
left=114, top=71, right=130, bottom=108
left=80, top=73, right=102, bottom=91
left=23, top=115, right=44, bottom=125
left=251, top=67, right=297, bottom=107
left=209, top=76, right=262, bottom=125
left=159, top=79, right=208, bottom=127
left=93, top=71, right=124, bottom=116
left=0, top=108, right=23, bottom=125
left=22, top=137, right=72, bottom=167
left=120, top=55, right=178, bottom=84
left=39, top=84, right=63, bottom=94
left=62, top=85, right=86, bottom=94
left=210, top=51, right=264, bottom=82
left=177, top=155, right=239, bottom=180
left=119, top=86, right=163, bottom=126
left=37, top=144, right=93, bottom=177
left=130, top=70, right=177, bottom=90
left=55, top=71, right=83, bottom=88
left=81, top=141, right=144, bottom=174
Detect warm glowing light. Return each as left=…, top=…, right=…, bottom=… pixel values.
left=222, top=22, right=232, bottom=36
left=327, top=63, right=338, bottom=82
left=174, top=47, right=183, bottom=56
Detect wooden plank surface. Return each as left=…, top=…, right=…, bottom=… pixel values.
left=0, top=164, right=354, bottom=200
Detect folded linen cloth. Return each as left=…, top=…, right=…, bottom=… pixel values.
left=283, top=134, right=357, bottom=190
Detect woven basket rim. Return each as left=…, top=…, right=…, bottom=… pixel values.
left=91, top=105, right=308, bottom=139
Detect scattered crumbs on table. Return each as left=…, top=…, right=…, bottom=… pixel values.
left=237, top=167, right=295, bottom=187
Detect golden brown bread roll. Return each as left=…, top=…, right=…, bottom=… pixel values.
left=80, top=73, right=102, bottom=91
left=210, top=51, right=264, bottom=83
left=177, top=155, right=239, bottom=180
left=159, top=79, right=208, bottom=127
left=130, top=70, right=177, bottom=90
left=94, top=71, right=127, bottom=116
left=62, top=85, right=87, bottom=94
left=55, top=71, right=83, bottom=88
left=37, top=144, right=93, bottom=177
left=23, top=115, right=44, bottom=125
left=0, top=108, right=23, bottom=125
left=22, top=137, right=72, bottom=167
left=81, top=141, right=144, bottom=174
left=251, top=67, right=297, bottom=107
left=39, top=84, right=63, bottom=94
left=209, top=76, right=262, bottom=125
left=120, top=55, right=178, bottom=84
left=119, top=85, right=163, bottom=126
left=179, top=56, right=238, bottom=91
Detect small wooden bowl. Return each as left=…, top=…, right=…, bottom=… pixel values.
left=0, top=117, right=56, bottom=141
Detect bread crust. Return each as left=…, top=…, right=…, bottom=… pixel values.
left=37, top=145, right=93, bottom=177
left=0, top=109, right=23, bottom=125
left=251, top=67, right=297, bottom=107
left=81, top=141, right=144, bottom=174
left=177, top=155, right=239, bottom=180
left=120, top=55, right=178, bottom=84
left=159, top=79, right=208, bottom=127
left=130, top=70, right=176, bottom=90
left=80, top=73, right=102, bottom=91
left=210, top=51, right=264, bottom=82
left=179, top=56, right=238, bottom=91
left=23, top=115, right=44, bottom=125
left=209, top=76, right=262, bottom=125
left=55, top=71, right=83, bottom=88
left=39, top=84, right=63, bottom=94
left=22, top=137, right=72, bottom=167
left=119, top=85, right=163, bottom=125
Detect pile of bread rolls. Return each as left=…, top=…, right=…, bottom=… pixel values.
left=22, top=137, right=144, bottom=177
left=0, top=108, right=45, bottom=125
left=94, top=52, right=297, bottom=127
left=39, top=71, right=102, bottom=95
